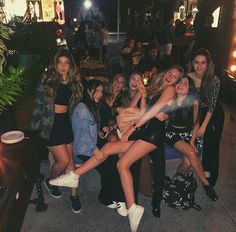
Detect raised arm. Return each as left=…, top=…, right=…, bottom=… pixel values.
left=121, top=86, right=176, bottom=141
left=129, top=79, right=147, bottom=112
left=135, top=86, right=176, bottom=127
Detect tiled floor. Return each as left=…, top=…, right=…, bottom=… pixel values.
left=21, top=105, right=236, bottom=232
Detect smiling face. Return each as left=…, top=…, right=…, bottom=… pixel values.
left=163, top=68, right=182, bottom=86
left=192, top=55, right=207, bottom=76
left=112, top=75, right=126, bottom=93
left=56, top=56, right=70, bottom=80
left=175, top=77, right=189, bottom=96
left=129, top=74, right=142, bottom=91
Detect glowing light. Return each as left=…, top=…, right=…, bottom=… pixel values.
left=230, top=65, right=236, bottom=72
left=233, top=51, right=236, bottom=57
left=84, top=0, right=92, bottom=9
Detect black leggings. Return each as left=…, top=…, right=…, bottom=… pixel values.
left=201, top=103, right=224, bottom=186
left=149, top=142, right=165, bottom=207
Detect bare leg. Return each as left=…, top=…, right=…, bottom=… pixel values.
left=64, top=143, right=79, bottom=196
left=117, top=140, right=157, bottom=208
left=74, top=140, right=134, bottom=176
left=65, top=143, right=75, bottom=172
left=48, top=145, right=71, bottom=178
left=177, top=155, right=191, bottom=175
left=173, top=141, right=209, bottom=186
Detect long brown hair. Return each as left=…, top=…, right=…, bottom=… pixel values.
left=42, top=49, right=83, bottom=109
left=148, top=71, right=165, bottom=98
left=104, top=73, right=129, bottom=108
left=188, top=48, right=215, bottom=101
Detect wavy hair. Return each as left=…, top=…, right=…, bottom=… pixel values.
left=104, top=73, right=129, bottom=108
left=188, top=48, right=215, bottom=102
left=42, top=49, right=83, bottom=109
left=169, top=76, right=198, bottom=129
left=148, top=65, right=184, bottom=98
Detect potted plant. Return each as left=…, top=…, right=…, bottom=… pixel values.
left=6, top=19, right=57, bottom=130
left=0, top=22, right=25, bottom=132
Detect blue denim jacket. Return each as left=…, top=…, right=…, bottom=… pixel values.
left=72, top=102, right=98, bottom=164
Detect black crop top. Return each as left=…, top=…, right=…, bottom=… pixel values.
left=168, top=105, right=193, bottom=129
left=54, top=83, right=72, bottom=106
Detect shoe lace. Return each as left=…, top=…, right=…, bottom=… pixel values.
left=57, top=171, right=72, bottom=179
left=116, top=202, right=125, bottom=208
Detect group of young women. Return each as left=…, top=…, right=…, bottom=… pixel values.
left=32, top=47, right=224, bottom=232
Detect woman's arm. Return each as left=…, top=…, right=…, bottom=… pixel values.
left=121, top=86, right=176, bottom=141
left=72, top=103, right=98, bottom=155
left=197, top=111, right=212, bottom=137
left=197, top=77, right=220, bottom=137
left=190, top=100, right=200, bottom=150
left=129, top=92, right=142, bottom=108
left=135, top=86, right=176, bottom=127
left=129, top=79, right=147, bottom=109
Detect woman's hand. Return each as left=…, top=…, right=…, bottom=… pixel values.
left=190, top=139, right=198, bottom=153
left=156, top=112, right=169, bottom=121
left=121, top=126, right=135, bottom=141
left=102, top=126, right=110, bottom=133
left=136, top=79, right=147, bottom=97
left=99, top=126, right=111, bottom=139
left=196, top=126, right=206, bottom=137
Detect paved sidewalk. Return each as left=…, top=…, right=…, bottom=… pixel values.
left=22, top=105, right=236, bottom=232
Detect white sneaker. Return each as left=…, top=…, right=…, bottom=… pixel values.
left=117, top=202, right=128, bottom=217
left=128, top=204, right=144, bottom=232
left=49, top=171, right=79, bottom=188
left=106, top=201, right=117, bottom=209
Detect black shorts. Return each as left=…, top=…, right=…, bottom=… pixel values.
left=129, top=118, right=165, bottom=148
left=46, top=113, right=73, bottom=146
left=164, top=125, right=202, bottom=149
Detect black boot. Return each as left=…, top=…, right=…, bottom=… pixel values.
left=203, top=185, right=218, bottom=201
left=152, top=205, right=161, bottom=218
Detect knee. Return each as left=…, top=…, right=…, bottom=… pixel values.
left=117, top=159, right=128, bottom=174
left=101, top=143, right=111, bottom=155
left=187, top=149, right=197, bottom=160
left=56, top=156, right=70, bottom=168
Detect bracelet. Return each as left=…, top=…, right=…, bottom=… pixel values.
left=132, top=123, right=140, bottom=130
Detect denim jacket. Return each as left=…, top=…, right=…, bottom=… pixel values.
left=72, top=102, right=98, bottom=162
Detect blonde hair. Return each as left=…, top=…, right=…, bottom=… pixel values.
left=148, top=72, right=165, bottom=98
left=105, top=73, right=129, bottom=107
left=148, top=65, right=184, bottom=98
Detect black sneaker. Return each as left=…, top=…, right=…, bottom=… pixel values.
left=44, top=178, right=62, bottom=199
left=70, top=195, right=81, bottom=213
left=203, top=185, right=219, bottom=201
